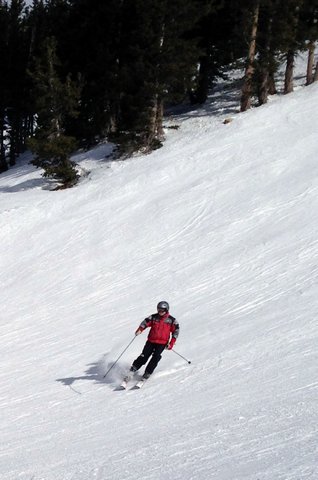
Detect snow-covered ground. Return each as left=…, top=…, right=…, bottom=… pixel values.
left=1, top=57, right=318, bottom=480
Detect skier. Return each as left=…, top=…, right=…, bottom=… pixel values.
left=129, top=301, right=179, bottom=381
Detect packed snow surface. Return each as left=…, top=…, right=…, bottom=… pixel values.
left=1, top=76, right=318, bottom=479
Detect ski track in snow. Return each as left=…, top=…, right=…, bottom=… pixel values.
left=1, top=56, right=318, bottom=479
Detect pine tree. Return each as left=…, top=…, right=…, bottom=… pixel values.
left=255, top=0, right=277, bottom=105
left=0, top=0, right=9, bottom=173
left=6, top=0, right=30, bottom=166
left=240, top=0, right=260, bottom=111
left=28, top=37, right=81, bottom=187
left=298, top=0, right=318, bottom=85
left=271, top=0, right=304, bottom=94
left=65, top=0, right=122, bottom=144
left=117, top=0, right=205, bottom=152
left=189, top=0, right=243, bottom=105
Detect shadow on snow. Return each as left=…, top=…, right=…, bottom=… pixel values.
left=56, top=355, right=130, bottom=393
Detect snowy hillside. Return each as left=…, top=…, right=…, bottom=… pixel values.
left=1, top=68, right=318, bottom=480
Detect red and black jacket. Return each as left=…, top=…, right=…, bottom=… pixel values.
left=138, top=312, right=179, bottom=345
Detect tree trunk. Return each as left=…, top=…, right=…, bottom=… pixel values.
left=240, top=1, right=260, bottom=112
left=306, top=41, right=315, bottom=85
left=258, top=69, right=269, bottom=105
left=155, top=97, right=164, bottom=140
left=191, top=56, right=209, bottom=104
left=284, top=2, right=301, bottom=95
left=268, top=71, right=277, bottom=95
left=146, top=94, right=164, bottom=151
left=284, top=50, right=295, bottom=94
left=0, top=153, right=7, bottom=173
left=257, top=6, right=273, bottom=106
left=0, top=118, right=8, bottom=173
left=314, top=61, right=318, bottom=82
left=0, top=106, right=8, bottom=173
left=8, top=113, right=21, bottom=166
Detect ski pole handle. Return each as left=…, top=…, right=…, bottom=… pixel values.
left=171, top=348, right=191, bottom=364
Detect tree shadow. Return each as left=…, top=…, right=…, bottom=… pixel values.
left=165, top=79, right=242, bottom=121
left=0, top=156, right=57, bottom=192
left=0, top=178, right=48, bottom=192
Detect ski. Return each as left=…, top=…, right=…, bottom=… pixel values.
left=114, top=370, right=140, bottom=391
left=131, top=378, right=147, bottom=390
left=114, top=375, right=131, bottom=391
left=114, top=373, right=149, bottom=391
left=116, top=381, right=128, bottom=390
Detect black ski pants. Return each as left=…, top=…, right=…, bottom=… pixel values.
left=132, top=341, right=166, bottom=375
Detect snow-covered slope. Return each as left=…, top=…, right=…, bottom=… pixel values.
left=1, top=76, right=318, bottom=480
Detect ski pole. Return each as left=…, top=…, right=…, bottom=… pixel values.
left=103, top=336, right=136, bottom=379
left=171, top=349, right=192, bottom=364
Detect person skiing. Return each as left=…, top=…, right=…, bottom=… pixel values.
left=129, top=301, right=179, bottom=380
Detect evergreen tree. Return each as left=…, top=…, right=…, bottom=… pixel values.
left=298, top=0, right=318, bottom=85
left=255, top=0, right=277, bottom=105
left=0, top=0, right=9, bottom=172
left=116, top=0, right=206, bottom=152
left=1, top=0, right=317, bottom=174
left=189, top=0, right=244, bottom=104
left=6, top=0, right=29, bottom=166
left=66, top=0, right=122, bottom=144
left=271, top=0, right=305, bottom=94
left=240, top=0, right=260, bottom=111
left=28, top=37, right=81, bottom=187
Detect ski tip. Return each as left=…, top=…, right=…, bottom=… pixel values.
left=130, top=380, right=146, bottom=390
left=114, top=385, right=126, bottom=391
